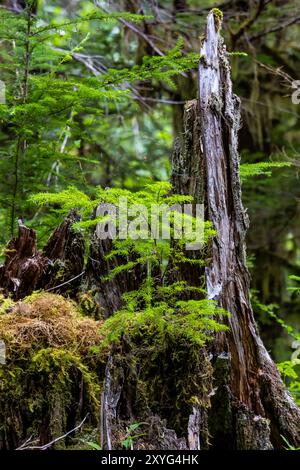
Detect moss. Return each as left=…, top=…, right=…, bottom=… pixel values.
left=106, top=330, right=213, bottom=449
left=0, top=291, right=105, bottom=449
left=78, top=291, right=103, bottom=319
left=0, top=294, right=14, bottom=315
left=211, top=8, right=223, bottom=31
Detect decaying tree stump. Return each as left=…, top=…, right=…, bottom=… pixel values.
left=1, top=9, right=299, bottom=451
left=171, top=10, right=300, bottom=449
left=0, top=211, right=85, bottom=299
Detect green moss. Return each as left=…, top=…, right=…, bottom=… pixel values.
left=97, top=279, right=228, bottom=446
left=92, top=302, right=212, bottom=448
left=102, top=321, right=215, bottom=446
left=211, top=8, right=223, bottom=31
left=0, top=291, right=104, bottom=449
left=78, top=291, right=103, bottom=319
left=0, top=295, right=14, bottom=315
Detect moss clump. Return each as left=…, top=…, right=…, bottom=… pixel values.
left=78, top=291, right=104, bottom=319
left=0, top=294, right=14, bottom=315
left=0, top=292, right=104, bottom=449
left=101, top=327, right=215, bottom=448
left=211, top=8, right=223, bottom=31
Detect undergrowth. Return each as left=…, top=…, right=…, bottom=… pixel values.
left=0, top=291, right=104, bottom=449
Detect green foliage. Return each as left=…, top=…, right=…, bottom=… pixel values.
left=100, top=294, right=229, bottom=351
left=263, top=299, right=300, bottom=405
left=252, top=287, right=300, bottom=405
left=277, top=354, right=300, bottom=406
left=121, top=423, right=146, bottom=450
left=240, top=162, right=291, bottom=181
left=251, top=289, right=279, bottom=326
left=100, top=38, right=199, bottom=90
left=0, top=3, right=197, bottom=246
left=32, top=180, right=227, bottom=356
left=288, top=275, right=300, bottom=294
left=277, top=359, right=300, bottom=380
left=82, top=440, right=102, bottom=450
left=0, top=0, right=300, bottom=450
left=268, top=307, right=300, bottom=342
left=31, top=181, right=216, bottom=270
left=228, top=52, right=248, bottom=57
left=94, top=184, right=226, bottom=349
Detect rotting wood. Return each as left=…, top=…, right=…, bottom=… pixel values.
left=0, top=211, right=85, bottom=299
left=171, top=9, right=300, bottom=449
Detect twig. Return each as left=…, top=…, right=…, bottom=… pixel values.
left=250, top=14, right=300, bottom=41
left=17, top=415, right=88, bottom=450
left=52, top=47, right=152, bottom=110
left=93, top=0, right=188, bottom=78
left=231, top=0, right=270, bottom=46
left=134, top=97, right=186, bottom=105
left=16, top=435, right=34, bottom=450
left=255, top=60, right=295, bottom=86
left=46, top=271, right=85, bottom=291
left=94, top=0, right=164, bottom=57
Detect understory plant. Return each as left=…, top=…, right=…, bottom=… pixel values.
left=31, top=181, right=230, bottom=437
left=252, top=277, right=300, bottom=406
left=32, top=181, right=229, bottom=349
left=0, top=1, right=199, bottom=246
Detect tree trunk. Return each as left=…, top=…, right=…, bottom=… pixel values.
left=171, top=10, right=300, bottom=449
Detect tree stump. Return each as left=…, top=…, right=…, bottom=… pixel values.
left=0, top=211, right=85, bottom=299
left=171, top=9, right=300, bottom=449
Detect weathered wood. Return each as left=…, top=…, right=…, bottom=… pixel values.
left=171, top=100, right=204, bottom=205
left=187, top=406, right=201, bottom=450
left=200, top=10, right=300, bottom=449
left=0, top=211, right=85, bottom=299
left=84, top=204, right=145, bottom=318
left=171, top=10, right=300, bottom=449
left=42, top=210, right=85, bottom=293
left=100, top=353, right=124, bottom=450
left=0, top=222, right=46, bottom=298
left=84, top=236, right=125, bottom=317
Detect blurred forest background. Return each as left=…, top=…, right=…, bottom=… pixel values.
left=0, top=0, right=300, bottom=365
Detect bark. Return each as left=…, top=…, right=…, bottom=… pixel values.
left=83, top=236, right=125, bottom=318
left=187, top=407, right=201, bottom=450
left=171, top=10, right=300, bottom=449
left=0, top=211, right=85, bottom=299
left=83, top=202, right=145, bottom=318
left=100, top=353, right=124, bottom=450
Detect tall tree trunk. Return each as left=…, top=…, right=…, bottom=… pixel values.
left=172, top=10, right=300, bottom=449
